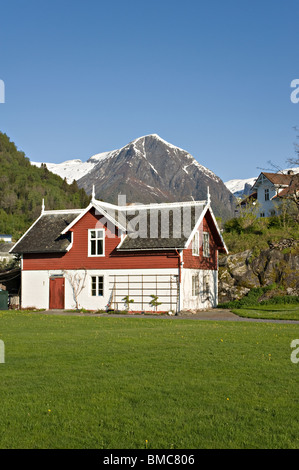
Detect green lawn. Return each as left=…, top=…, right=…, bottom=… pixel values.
left=1, top=311, right=299, bottom=449
left=232, top=304, right=299, bottom=321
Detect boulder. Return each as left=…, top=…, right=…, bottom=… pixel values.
left=218, top=239, right=299, bottom=301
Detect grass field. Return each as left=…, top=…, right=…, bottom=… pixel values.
left=232, top=304, right=299, bottom=321
left=1, top=311, right=299, bottom=449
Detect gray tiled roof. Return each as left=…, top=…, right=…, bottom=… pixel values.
left=116, top=205, right=205, bottom=250
left=11, top=213, right=79, bottom=254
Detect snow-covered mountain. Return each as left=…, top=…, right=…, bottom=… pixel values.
left=224, top=177, right=257, bottom=198
left=31, top=149, right=118, bottom=183
left=32, top=135, right=222, bottom=185
left=31, top=134, right=236, bottom=219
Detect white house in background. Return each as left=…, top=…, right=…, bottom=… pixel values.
left=0, top=242, right=15, bottom=265
left=0, top=235, right=15, bottom=265
left=241, top=171, right=299, bottom=218
left=0, top=235, right=12, bottom=243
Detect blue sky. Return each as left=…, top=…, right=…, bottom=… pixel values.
left=0, top=0, right=298, bottom=182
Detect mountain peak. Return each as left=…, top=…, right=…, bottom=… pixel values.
left=130, top=133, right=175, bottom=146
left=127, top=134, right=188, bottom=156
left=30, top=134, right=236, bottom=219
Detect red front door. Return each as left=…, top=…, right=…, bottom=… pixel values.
left=49, top=277, right=65, bottom=309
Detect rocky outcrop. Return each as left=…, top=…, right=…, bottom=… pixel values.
left=218, top=239, right=299, bottom=302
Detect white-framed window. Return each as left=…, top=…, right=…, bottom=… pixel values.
left=192, top=274, right=199, bottom=296
left=203, top=232, right=210, bottom=258
left=91, top=275, right=104, bottom=296
left=202, top=273, right=210, bottom=299
left=192, top=231, right=199, bottom=256
left=88, top=229, right=105, bottom=257
left=264, top=188, right=270, bottom=201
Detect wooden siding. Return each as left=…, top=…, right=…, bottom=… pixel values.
left=23, top=208, right=180, bottom=271
left=183, top=211, right=218, bottom=270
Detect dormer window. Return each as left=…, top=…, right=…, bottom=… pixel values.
left=203, top=232, right=210, bottom=258
left=192, top=231, right=199, bottom=256
left=88, top=229, right=105, bottom=256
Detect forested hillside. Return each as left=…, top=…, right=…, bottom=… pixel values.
left=0, top=132, right=90, bottom=239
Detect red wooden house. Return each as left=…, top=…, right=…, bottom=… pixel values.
left=11, top=191, right=227, bottom=313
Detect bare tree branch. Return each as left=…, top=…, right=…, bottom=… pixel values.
left=63, top=269, right=87, bottom=310
left=287, top=126, right=299, bottom=167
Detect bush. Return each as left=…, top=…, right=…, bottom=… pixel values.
left=222, top=215, right=299, bottom=255
left=260, top=296, right=299, bottom=305
left=217, top=285, right=299, bottom=309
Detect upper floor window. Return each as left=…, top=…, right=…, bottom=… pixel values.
left=192, top=231, right=199, bottom=256
left=264, top=188, right=269, bottom=201
left=88, top=229, right=105, bottom=256
left=203, top=232, right=210, bottom=258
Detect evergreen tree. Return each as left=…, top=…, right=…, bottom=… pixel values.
left=0, top=132, right=91, bottom=240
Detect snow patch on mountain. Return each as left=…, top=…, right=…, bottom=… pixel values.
left=31, top=159, right=95, bottom=183
left=88, top=149, right=118, bottom=164
left=225, top=177, right=257, bottom=197
left=31, top=149, right=118, bottom=183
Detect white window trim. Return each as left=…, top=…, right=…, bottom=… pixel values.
left=202, top=273, right=210, bottom=300
left=192, top=273, right=200, bottom=297
left=192, top=231, right=199, bottom=256
left=91, top=275, right=104, bottom=297
left=203, top=232, right=210, bottom=258
left=88, top=229, right=105, bottom=257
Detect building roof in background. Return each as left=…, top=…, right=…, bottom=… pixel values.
left=273, top=174, right=299, bottom=198
left=252, top=172, right=295, bottom=190
left=0, top=242, right=15, bottom=253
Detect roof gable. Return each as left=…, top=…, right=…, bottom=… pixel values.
left=61, top=201, right=127, bottom=235
left=11, top=195, right=228, bottom=255
left=252, top=172, right=294, bottom=190
left=184, top=206, right=228, bottom=254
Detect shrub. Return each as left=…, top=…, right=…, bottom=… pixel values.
left=217, top=284, right=294, bottom=309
